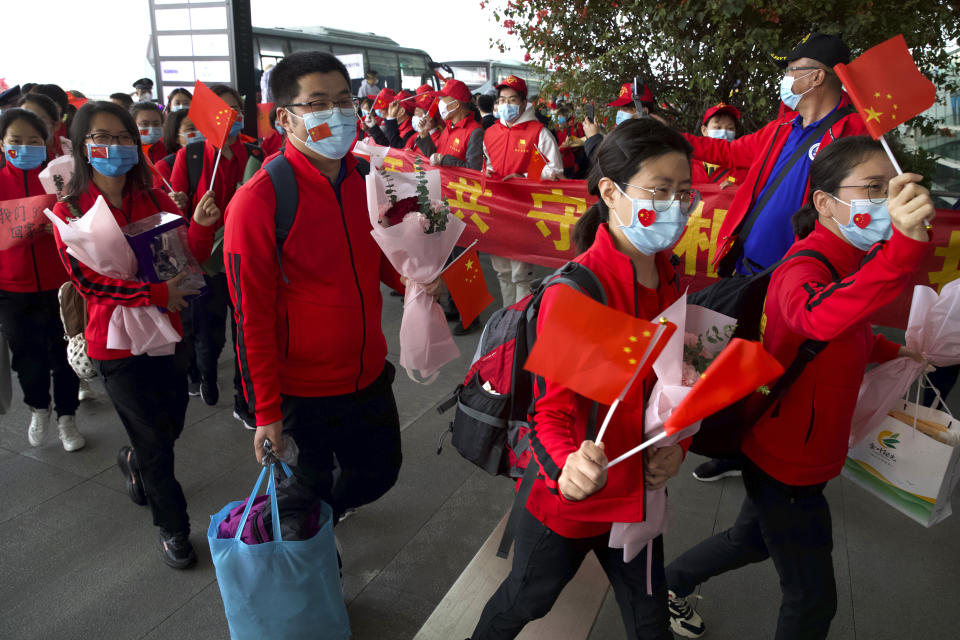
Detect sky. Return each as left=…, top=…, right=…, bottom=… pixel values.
left=2, top=0, right=521, bottom=98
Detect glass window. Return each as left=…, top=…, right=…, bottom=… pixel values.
left=399, top=53, right=429, bottom=91
left=449, top=64, right=489, bottom=89
left=367, top=50, right=399, bottom=90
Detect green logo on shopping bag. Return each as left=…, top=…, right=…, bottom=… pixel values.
left=878, top=430, right=900, bottom=449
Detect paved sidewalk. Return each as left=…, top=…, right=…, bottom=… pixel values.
left=1, top=258, right=958, bottom=639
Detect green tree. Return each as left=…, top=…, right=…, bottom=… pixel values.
left=485, top=0, right=959, bottom=137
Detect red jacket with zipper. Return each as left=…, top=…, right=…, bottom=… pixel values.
left=525, top=223, right=690, bottom=538
left=0, top=162, right=69, bottom=292
left=683, top=93, right=867, bottom=267
left=50, top=183, right=216, bottom=360
left=742, top=223, right=931, bottom=486
left=224, top=146, right=404, bottom=427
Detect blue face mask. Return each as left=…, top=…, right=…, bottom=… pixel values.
left=706, top=128, right=735, bottom=142
left=5, top=144, right=47, bottom=170
left=229, top=115, right=243, bottom=137
left=411, top=115, right=422, bottom=131
left=274, top=121, right=285, bottom=136
left=374, top=109, right=384, bottom=118
left=181, top=130, right=204, bottom=145
left=288, top=107, right=357, bottom=160
left=86, top=144, right=139, bottom=177
left=831, top=195, right=893, bottom=250
left=612, top=184, right=694, bottom=255
left=139, top=126, right=162, bottom=145
left=170, top=104, right=189, bottom=112
left=498, top=103, right=520, bottom=125
left=779, top=71, right=814, bottom=110
left=615, top=110, right=634, bottom=126
left=557, top=116, right=567, bottom=126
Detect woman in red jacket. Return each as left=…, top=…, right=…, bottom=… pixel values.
left=0, top=108, right=84, bottom=451
left=665, top=137, right=933, bottom=640
left=472, top=119, right=695, bottom=640
left=51, top=101, right=220, bottom=569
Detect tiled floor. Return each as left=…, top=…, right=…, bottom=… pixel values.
left=1, top=257, right=957, bottom=639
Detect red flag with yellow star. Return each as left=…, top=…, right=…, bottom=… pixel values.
left=524, top=285, right=676, bottom=406
left=833, top=34, right=937, bottom=140
left=441, top=247, right=494, bottom=328
left=188, top=80, right=237, bottom=150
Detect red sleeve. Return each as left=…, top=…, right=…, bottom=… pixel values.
left=684, top=123, right=769, bottom=169
left=224, top=178, right=283, bottom=426
left=775, top=230, right=932, bottom=342
left=870, top=333, right=902, bottom=364
left=169, top=147, right=189, bottom=208
left=51, top=201, right=168, bottom=308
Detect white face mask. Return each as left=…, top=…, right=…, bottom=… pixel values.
left=779, top=70, right=815, bottom=110
left=439, top=100, right=457, bottom=121
left=706, top=129, right=735, bottom=142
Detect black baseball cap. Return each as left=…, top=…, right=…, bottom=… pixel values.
left=132, top=77, right=154, bottom=90
left=770, top=32, right=850, bottom=68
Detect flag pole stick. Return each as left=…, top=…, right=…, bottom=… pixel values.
left=209, top=146, right=224, bottom=192
left=159, top=175, right=174, bottom=193
left=438, top=239, right=480, bottom=276
left=606, top=431, right=668, bottom=469
left=879, top=134, right=931, bottom=229
left=595, top=320, right=670, bottom=445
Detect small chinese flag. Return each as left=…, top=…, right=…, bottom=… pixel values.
left=427, top=97, right=440, bottom=119
left=524, top=286, right=676, bottom=406
left=307, top=122, right=332, bottom=142
left=664, top=338, right=784, bottom=432
left=89, top=145, right=109, bottom=159
left=188, top=80, right=237, bottom=150
left=441, top=248, right=494, bottom=328
left=833, top=34, right=937, bottom=140
left=527, top=148, right=546, bottom=181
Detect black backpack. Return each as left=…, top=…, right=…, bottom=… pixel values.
left=686, top=249, right=839, bottom=458
left=181, top=139, right=265, bottom=202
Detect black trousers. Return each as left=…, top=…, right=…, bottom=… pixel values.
left=274, top=362, right=402, bottom=537
left=665, top=458, right=836, bottom=640
left=0, top=289, right=78, bottom=416
left=472, top=508, right=672, bottom=640
left=94, top=349, right=190, bottom=535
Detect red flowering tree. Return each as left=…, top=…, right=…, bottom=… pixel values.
left=484, top=0, right=959, bottom=135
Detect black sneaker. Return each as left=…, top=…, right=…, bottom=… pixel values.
left=117, top=446, right=147, bottom=506
left=200, top=377, right=220, bottom=406
left=692, top=458, right=743, bottom=482
left=233, top=399, right=257, bottom=431
left=453, top=319, right=481, bottom=336
left=187, top=380, right=200, bottom=397
left=158, top=530, right=197, bottom=569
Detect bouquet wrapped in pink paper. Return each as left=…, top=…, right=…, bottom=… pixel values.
left=44, top=196, right=181, bottom=356
left=609, top=296, right=736, bottom=567
left=38, top=154, right=74, bottom=198
left=367, top=157, right=465, bottom=383
left=849, top=279, right=960, bottom=447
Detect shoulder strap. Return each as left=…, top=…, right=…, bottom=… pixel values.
left=736, top=106, right=855, bottom=247
left=185, top=140, right=205, bottom=201
left=162, top=152, right=177, bottom=168
left=263, top=154, right=298, bottom=283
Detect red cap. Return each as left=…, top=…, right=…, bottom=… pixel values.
left=495, top=75, right=527, bottom=100
left=415, top=84, right=436, bottom=110
left=439, top=78, right=471, bottom=104
left=372, top=88, right=396, bottom=111
left=702, top=103, right=741, bottom=126
left=392, top=90, right=416, bottom=115
left=607, top=82, right=653, bottom=107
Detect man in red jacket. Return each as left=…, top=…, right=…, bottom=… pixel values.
left=224, top=51, right=407, bottom=537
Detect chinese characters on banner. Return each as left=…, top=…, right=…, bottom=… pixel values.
left=0, top=194, right=58, bottom=251
left=364, top=147, right=960, bottom=330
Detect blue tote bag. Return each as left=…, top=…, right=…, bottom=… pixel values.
left=208, top=464, right=351, bottom=640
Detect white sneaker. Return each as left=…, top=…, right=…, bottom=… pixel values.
left=78, top=379, right=96, bottom=402
left=57, top=415, right=86, bottom=452
left=668, top=590, right=705, bottom=638
left=28, top=407, right=51, bottom=446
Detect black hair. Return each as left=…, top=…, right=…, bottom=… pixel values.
left=165, top=88, right=192, bottom=112
left=477, top=94, right=495, bottom=113
left=360, top=97, right=373, bottom=110
left=791, top=136, right=885, bottom=239
left=162, top=108, right=191, bottom=155
left=271, top=51, right=352, bottom=106
left=110, top=93, right=135, bottom=109
left=210, top=84, right=243, bottom=109
left=30, top=84, right=69, bottom=118
left=0, top=108, right=49, bottom=141
left=65, top=101, right=151, bottom=201
left=573, top=118, right=692, bottom=253
left=21, top=83, right=37, bottom=95
left=17, top=93, right=59, bottom=125
left=268, top=106, right=278, bottom=127
left=131, top=101, right=162, bottom=120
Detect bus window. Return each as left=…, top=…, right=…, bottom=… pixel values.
left=398, top=53, right=429, bottom=91
left=290, top=39, right=331, bottom=54
left=448, top=63, right=490, bottom=88
left=256, top=36, right=288, bottom=70
left=367, top=49, right=399, bottom=90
